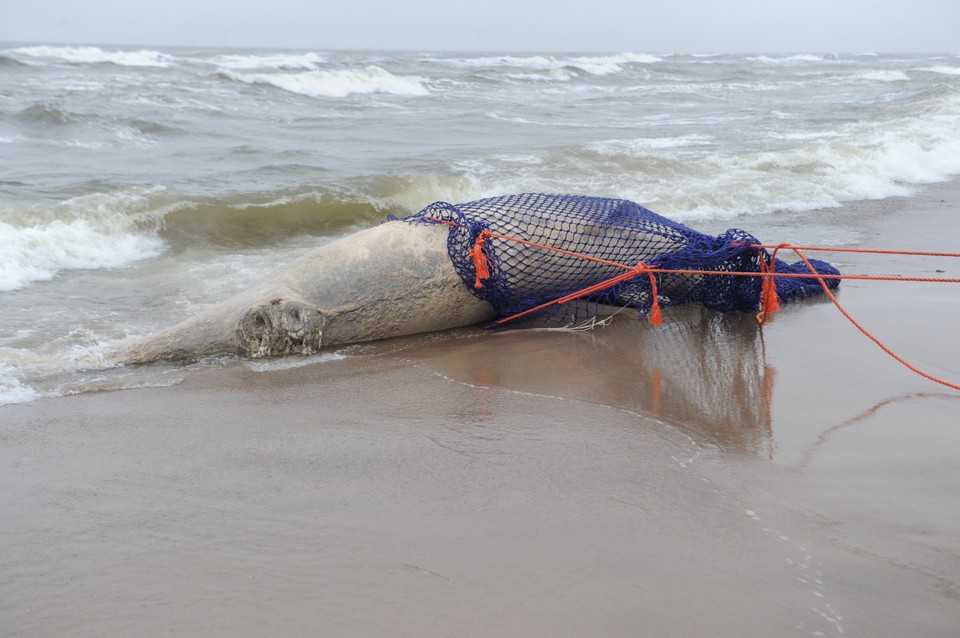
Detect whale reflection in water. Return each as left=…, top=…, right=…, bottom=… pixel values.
left=395, top=304, right=776, bottom=456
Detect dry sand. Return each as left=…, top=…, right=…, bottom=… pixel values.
left=2, top=180, right=960, bottom=637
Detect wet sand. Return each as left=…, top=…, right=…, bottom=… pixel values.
left=3, top=180, right=960, bottom=637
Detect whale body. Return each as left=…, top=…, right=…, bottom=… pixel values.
left=113, top=221, right=496, bottom=363
left=111, top=192, right=835, bottom=365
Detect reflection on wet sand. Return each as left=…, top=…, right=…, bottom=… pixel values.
left=384, top=305, right=777, bottom=455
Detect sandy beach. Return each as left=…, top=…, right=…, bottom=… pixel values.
left=2, top=180, right=959, bottom=637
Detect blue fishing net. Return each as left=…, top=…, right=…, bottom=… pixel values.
left=399, top=193, right=839, bottom=324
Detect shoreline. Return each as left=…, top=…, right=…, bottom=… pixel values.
left=2, top=179, right=959, bottom=636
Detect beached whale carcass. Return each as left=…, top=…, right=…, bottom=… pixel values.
left=112, top=193, right=839, bottom=364
left=113, top=221, right=495, bottom=363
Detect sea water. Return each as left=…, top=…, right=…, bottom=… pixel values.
left=1, top=45, right=959, bottom=403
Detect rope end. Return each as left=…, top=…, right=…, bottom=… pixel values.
left=645, top=265, right=663, bottom=326
left=756, top=249, right=781, bottom=325
left=648, top=301, right=663, bottom=326
left=756, top=287, right=781, bottom=325
left=469, top=230, right=492, bottom=289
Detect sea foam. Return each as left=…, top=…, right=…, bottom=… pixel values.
left=0, top=363, right=40, bottom=405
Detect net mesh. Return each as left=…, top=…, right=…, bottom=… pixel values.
left=398, top=193, right=839, bottom=324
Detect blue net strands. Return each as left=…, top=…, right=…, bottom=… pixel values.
left=397, top=193, right=840, bottom=325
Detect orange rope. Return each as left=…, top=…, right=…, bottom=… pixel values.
left=428, top=216, right=960, bottom=390
left=468, top=230, right=492, bottom=288
left=772, top=244, right=960, bottom=393
left=756, top=247, right=781, bottom=324
left=487, top=262, right=663, bottom=327
left=751, top=244, right=960, bottom=258
left=655, top=270, right=960, bottom=283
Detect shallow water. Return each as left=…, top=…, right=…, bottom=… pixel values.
left=1, top=45, right=960, bottom=403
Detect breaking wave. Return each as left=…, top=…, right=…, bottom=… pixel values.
left=0, top=189, right=168, bottom=291
left=922, top=66, right=960, bottom=76
left=8, top=45, right=175, bottom=67
left=443, top=52, right=661, bottom=79
left=219, top=65, right=429, bottom=97
left=859, top=70, right=910, bottom=82
left=209, top=52, right=325, bottom=70
left=579, top=93, right=960, bottom=218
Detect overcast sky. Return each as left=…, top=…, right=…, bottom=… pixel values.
left=2, top=0, right=958, bottom=53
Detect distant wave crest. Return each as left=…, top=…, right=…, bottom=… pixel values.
left=859, top=70, right=910, bottom=82
left=922, top=66, right=960, bottom=76
left=9, top=45, right=175, bottom=67
left=210, top=52, right=325, bottom=70
left=746, top=54, right=839, bottom=64
left=220, top=66, right=429, bottom=97
left=445, top=52, right=661, bottom=78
